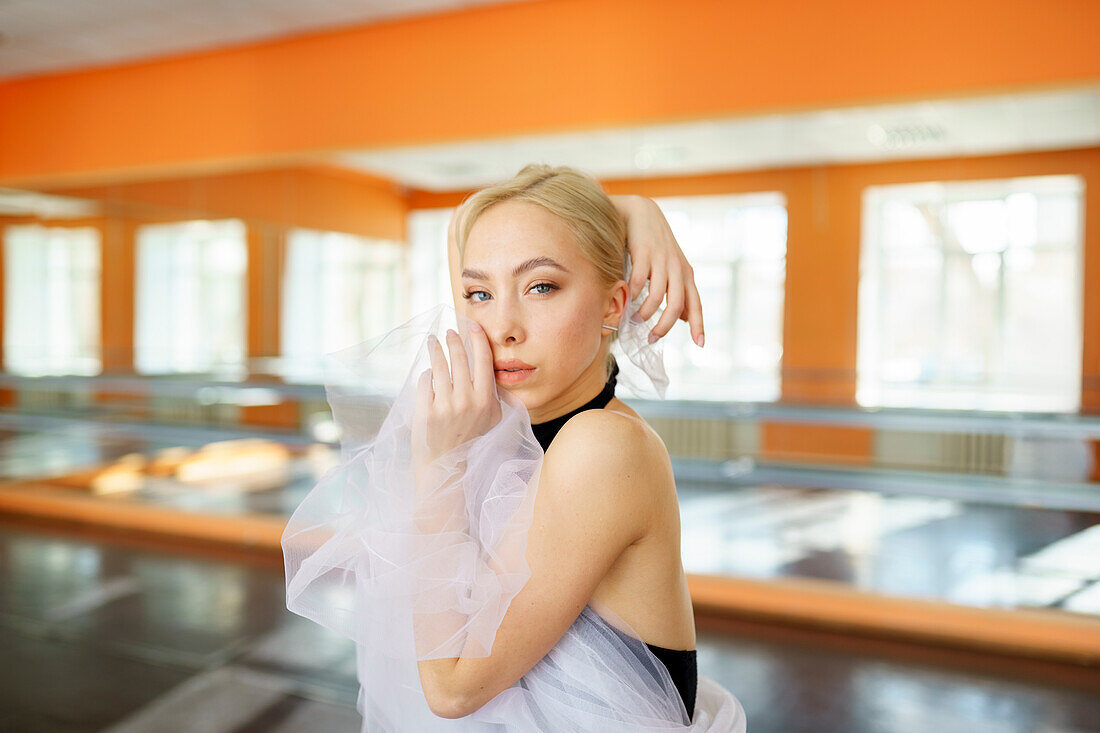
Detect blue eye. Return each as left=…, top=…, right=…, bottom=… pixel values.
left=463, top=283, right=557, bottom=302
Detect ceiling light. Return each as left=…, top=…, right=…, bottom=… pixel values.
left=634, top=145, right=688, bottom=170
left=866, top=123, right=947, bottom=149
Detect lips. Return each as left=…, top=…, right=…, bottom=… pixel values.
left=493, top=358, right=535, bottom=385
left=493, top=358, right=535, bottom=372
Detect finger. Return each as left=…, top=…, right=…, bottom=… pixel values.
left=650, top=274, right=685, bottom=340
left=465, top=320, right=494, bottom=395
left=413, top=368, right=433, bottom=454
left=682, top=268, right=705, bottom=347
left=415, top=367, right=433, bottom=414
left=426, top=334, right=452, bottom=401
left=445, top=328, right=472, bottom=393
left=636, top=260, right=667, bottom=322
left=628, top=251, right=650, bottom=301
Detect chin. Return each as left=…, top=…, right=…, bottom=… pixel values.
left=497, top=383, right=539, bottom=409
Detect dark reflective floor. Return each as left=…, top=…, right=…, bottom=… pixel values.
left=677, top=483, right=1100, bottom=614
left=1, top=521, right=1098, bottom=733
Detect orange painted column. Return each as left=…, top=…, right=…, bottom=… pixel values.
left=240, top=224, right=298, bottom=429
left=1083, top=154, right=1100, bottom=418
left=1078, top=151, right=1100, bottom=479
left=0, top=222, right=10, bottom=407
left=100, top=217, right=136, bottom=373
left=762, top=167, right=873, bottom=465
left=91, top=216, right=140, bottom=414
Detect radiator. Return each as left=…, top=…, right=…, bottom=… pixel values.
left=875, top=429, right=1007, bottom=475
left=646, top=416, right=758, bottom=461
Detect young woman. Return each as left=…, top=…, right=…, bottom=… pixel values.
left=412, top=165, right=746, bottom=727
left=283, top=164, right=746, bottom=731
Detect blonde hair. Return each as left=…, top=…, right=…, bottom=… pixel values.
left=454, top=163, right=627, bottom=375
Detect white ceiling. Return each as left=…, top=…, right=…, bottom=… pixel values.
left=335, top=85, right=1100, bottom=192
left=0, top=0, right=531, bottom=80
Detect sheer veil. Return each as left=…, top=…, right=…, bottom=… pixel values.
left=282, top=259, right=747, bottom=731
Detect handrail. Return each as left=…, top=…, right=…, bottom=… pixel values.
left=2, top=371, right=1099, bottom=439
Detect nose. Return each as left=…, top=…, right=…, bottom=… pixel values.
left=482, top=299, right=525, bottom=346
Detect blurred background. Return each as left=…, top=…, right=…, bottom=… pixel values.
left=0, top=1, right=1098, bottom=731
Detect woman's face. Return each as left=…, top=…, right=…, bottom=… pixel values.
left=460, top=199, right=626, bottom=420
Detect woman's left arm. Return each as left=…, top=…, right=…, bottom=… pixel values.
left=409, top=323, right=660, bottom=719
left=446, top=409, right=657, bottom=717
left=446, top=195, right=705, bottom=347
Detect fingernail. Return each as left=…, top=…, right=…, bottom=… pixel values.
left=468, top=320, right=482, bottom=333
left=631, top=312, right=645, bottom=323
left=695, top=333, right=705, bottom=348
left=647, top=332, right=658, bottom=344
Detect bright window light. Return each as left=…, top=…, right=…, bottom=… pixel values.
left=2, top=225, right=101, bottom=376
left=857, top=175, right=1084, bottom=412
left=135, top=219, right=247, bottom=376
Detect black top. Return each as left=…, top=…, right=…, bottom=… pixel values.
left=530, top=360, right=698, bottom=721
left=530, top=361, right=619, bottom=450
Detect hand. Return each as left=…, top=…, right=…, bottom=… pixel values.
left=612, top=195, right=705, bottom=348
left=412, top=321, right=501, bottom=469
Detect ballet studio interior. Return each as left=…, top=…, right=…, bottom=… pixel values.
left=1, top=1, right=1098, bottom=731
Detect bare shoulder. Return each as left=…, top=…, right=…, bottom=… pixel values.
left=541, top=408, right=671, bottom=539
left=549, top=407, right=666, bottom=470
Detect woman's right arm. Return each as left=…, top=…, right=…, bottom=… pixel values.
left=609, top=194, right=705, bottom=347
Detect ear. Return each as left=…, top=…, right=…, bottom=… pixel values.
left=603, top=279, right=630, bottom=329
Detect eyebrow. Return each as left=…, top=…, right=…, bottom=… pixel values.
left=461, top=256, right=570, bottom=281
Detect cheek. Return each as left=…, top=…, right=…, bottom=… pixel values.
left=535, top=303, right=602, bottom=367
left=533, top=296, right=592, bottom=341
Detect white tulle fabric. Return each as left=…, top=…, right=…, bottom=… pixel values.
left=283, top=297, right=745, bottom=730
left=609, top=253, right=670, bottom=400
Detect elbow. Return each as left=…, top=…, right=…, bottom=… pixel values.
left=419, top=659, right=485, bottom=719
left=426, top=689, right=471, bottom=720
left=420, top=667, right=471, bottom=720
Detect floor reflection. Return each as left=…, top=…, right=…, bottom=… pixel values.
left=1, top=525, right=1097, bottom=732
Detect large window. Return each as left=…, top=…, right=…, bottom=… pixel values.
left=135, top=220, right=247, bottom=375
left=280, top=228, right=407, bottom=383
left=2, top=224, right=101, bottom=376
left=858, top=175, right=1084, bottom=412
left=407, top=208, right=456, bottom=313
left=654, top=193, right=787, bottom=401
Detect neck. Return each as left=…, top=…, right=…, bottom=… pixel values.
left=528, top=351, right=611, bottom=424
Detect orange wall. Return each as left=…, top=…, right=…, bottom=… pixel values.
left=2, top=0, right=1099, bottom=187
left=49, top=165, right=408, bottom=241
